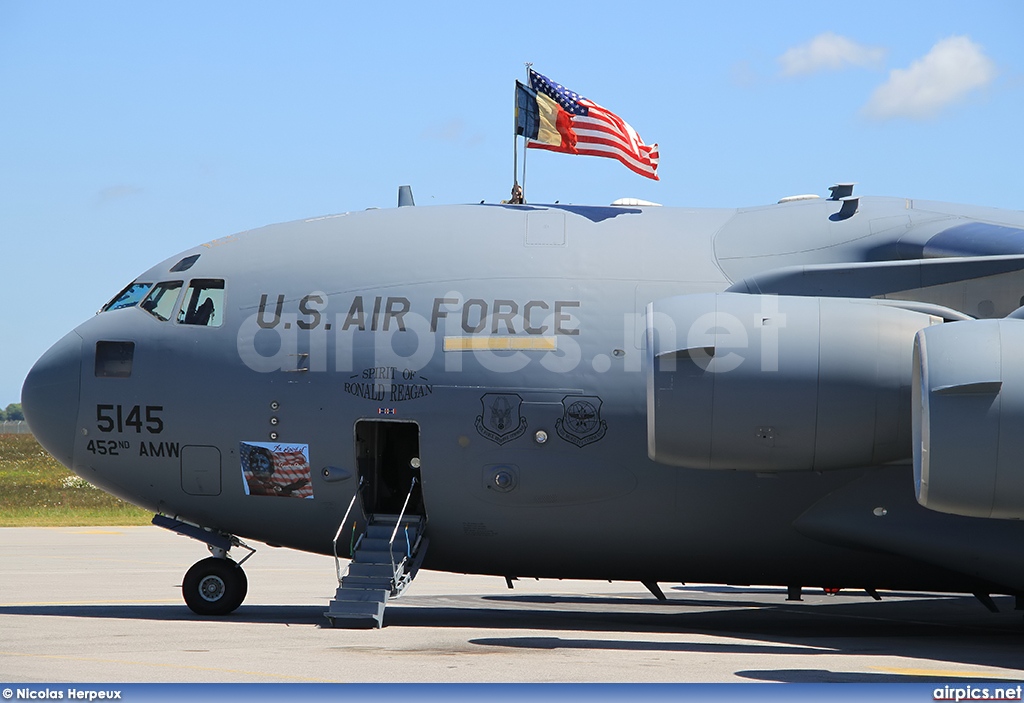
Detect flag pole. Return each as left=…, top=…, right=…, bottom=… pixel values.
left=512, top=105, right=518, bottom=193
left=521, top=62, right=533, bottom=203
left=522, top=131, right=529, bottom=203
left=510, top=65, right=519, bottom=203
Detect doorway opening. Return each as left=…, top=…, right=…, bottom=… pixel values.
left=354, top=420, right=423, bottom=517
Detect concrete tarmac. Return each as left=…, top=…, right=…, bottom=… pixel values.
left=2, top=526, right=1024, bottom=683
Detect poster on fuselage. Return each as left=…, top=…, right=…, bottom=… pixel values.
left=239, top=441, right=314, bottom=499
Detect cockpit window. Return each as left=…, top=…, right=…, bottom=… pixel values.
left=140, top=281, right=183, bottom=321
left=177, top=279, right=225, bottom=327
left=102, top=282, right=153, bottom=312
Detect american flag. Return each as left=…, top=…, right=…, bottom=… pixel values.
left=526, top=69, right=659, bottom=181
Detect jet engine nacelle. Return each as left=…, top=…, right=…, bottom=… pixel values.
left=914, top=319, right=1024, bottom=519
left=647, top=293, right=939, bottom=471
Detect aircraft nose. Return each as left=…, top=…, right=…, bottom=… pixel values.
left=22, top=331, right=83, bottom=469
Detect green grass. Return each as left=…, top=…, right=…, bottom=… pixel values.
left=0, top=434, right=151, bottom=526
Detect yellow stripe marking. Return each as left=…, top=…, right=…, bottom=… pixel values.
left=871, top=666, right=1021, bottom=679
left=444, top=336, right=558, bottom=352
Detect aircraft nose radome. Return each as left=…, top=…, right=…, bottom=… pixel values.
left=22, top=331, right=83, bottom=469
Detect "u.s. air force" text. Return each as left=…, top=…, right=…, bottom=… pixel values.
left=256, top=294, right=580, bottom=336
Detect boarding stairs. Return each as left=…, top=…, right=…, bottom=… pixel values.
left=325, top=480, right=427, bottom=628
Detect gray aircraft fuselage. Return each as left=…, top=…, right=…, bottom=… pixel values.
left=22, top=192, right=1024, bottom=609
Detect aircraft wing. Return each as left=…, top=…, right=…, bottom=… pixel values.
left=726, top=254, right=1024, bottom=309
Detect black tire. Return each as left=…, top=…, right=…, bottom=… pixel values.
left=182, top=557, right=248, bottom=616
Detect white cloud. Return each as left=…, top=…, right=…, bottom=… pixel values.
left=421, top=118, right=466, bottom=143
left=863, top=36, right=996, bottom=120
left=96, top=184, right=144, bottom=204
left=731, top=60, right=760, bottom=88
left=420, top=118, right=485, bottom=148
left=779, top=32, right=886, bottom=76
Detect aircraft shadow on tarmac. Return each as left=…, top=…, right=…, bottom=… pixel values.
left=737, top=669, right=1024, bottom=684
left=386, top=591, right=1024, bottom=682
left=3, top=591, right=1023, bottom=682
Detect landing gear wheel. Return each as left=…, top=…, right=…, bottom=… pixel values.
left=182, top=557, right=248, bottom=615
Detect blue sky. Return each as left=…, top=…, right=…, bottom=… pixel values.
left=2, top=1, right=1022, bottom=406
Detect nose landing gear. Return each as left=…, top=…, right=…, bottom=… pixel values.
left=152, top=515, right=255, bottom=616
left=182, top=556, right=249, bottom=615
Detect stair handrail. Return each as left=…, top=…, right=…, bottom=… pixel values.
left=332, top=476, right=363, bottom=585
left=389, top=476, right=418, bottom=580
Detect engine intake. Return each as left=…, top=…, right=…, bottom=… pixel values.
left=914, top=319, right=1024, bottom=519
left=647, top=293, right=938, bottom=471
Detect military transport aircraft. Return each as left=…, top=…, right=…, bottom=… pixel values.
left=20, top=184, right=1024, bottom=627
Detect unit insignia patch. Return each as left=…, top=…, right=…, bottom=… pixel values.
left=555, top=395, right=608, bottom=447
left=475, top=393, right=528, bottom=445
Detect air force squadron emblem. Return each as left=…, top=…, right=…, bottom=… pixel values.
left=555, top=395, right=608, bottom=447
left=476, top=393, right=528, bottom=445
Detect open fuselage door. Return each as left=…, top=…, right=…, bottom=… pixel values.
left=356, top=420, right=424, bottom=517
left=326, top=419, right=428, bottom=628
